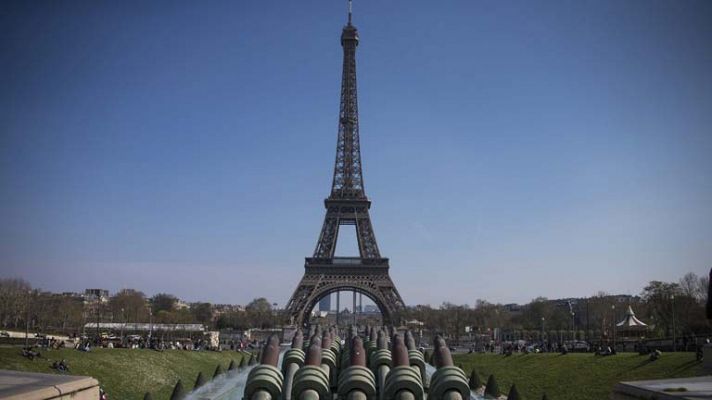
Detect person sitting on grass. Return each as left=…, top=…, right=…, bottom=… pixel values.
left=52, top=359, right=69, bottom=372
left=22, top=346, right=41, bottom=360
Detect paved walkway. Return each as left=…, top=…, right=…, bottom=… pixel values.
left=612, top=376, right=712, bottom=399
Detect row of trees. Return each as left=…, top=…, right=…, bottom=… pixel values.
left=1, top=271, right=708, bottom=337
left=0, top=279, right=279, bottom=334
left=400, top=272, right=709, bottom=342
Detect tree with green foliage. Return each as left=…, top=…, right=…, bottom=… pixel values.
left=194, top=371, right=206, bottom=389
left=484, top=374, right=500, bottom=399
left=507, top=384, right=522, bottom=400
left=246, top=298, right=274, bottom=328
left=169, top=379, right=186, bottom=400
left=469, top=368, right=482, bottom=389
left=151, top=293, right=178, bottom=314
left=213, top=364, right=224, bottom=378
left=190, top=302, right=214, bottom=328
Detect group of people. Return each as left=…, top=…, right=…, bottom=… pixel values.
left=594, top=345, right=617, bottom=356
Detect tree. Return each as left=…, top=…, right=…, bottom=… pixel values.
left=679, top=273, right=708, bottom=304
left=641, top=281, right=682, bottom=337
left=33, top=292, right=84, bottom=334
left=216, top=310, right=249, bottom=330
left=190, top=303, right=214, bottom=328
left=110, top=289, right=149, bottom=323
left=0, top=278, right=31, bottom=329
left=246, top=298, right=273, bottom=328
left=151, top=293, right=178, bottom=314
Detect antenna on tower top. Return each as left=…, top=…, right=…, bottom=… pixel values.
left=348, top=0, right=352, bottom=25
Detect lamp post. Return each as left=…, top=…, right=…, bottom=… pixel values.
left=671, top=294, right=676, bottom=352
left=611, top=305, right=616, bottom=350
left=541, top=317, right=545, bottom=348
left=24, top=290, right=31, bottom=349
left=571, top=312, right=576, bottom=342
left=272, top=302, right=278, bottom=329
left=120, top=308, right=125, bottom=343
left=95, top=299, right=101, bottom=342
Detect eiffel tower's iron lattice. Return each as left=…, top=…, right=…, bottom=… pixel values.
left=285, top=7, right=405, bottom=326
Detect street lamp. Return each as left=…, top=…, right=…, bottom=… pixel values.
left=541, top=317, right=545, bottom=348
left=95, top=300, right=101, bottom=342
left=671, top=294, right=676, bottom=352
left=571, top=312, right=576, bottom=342
left=611, top=305, right=616, bottom=350
left=120, top=308, right=125, bottom=343
left=272, top=303, right=278, bottom=329
left=25, top=290, right=31, bottom=349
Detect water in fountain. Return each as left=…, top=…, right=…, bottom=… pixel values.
left=185, top=348, right=287, bottom=400
left=189, top=346, right=483, bottom=400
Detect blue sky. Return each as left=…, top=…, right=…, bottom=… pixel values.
left=1, top=0, right=711, bottom=306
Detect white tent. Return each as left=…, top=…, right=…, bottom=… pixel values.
left=616, top=305, right=648, bottom=336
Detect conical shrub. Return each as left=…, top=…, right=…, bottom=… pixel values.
left=228, top=360, right=237, bottom=371
left=457, top=363, right=464, bottom=370
left=143, top=393, right=153, bottom=400
left=541, top=394, right=549, bottom=400
left=469, top=368, right=482, bottom=389
left=248, top=353, right=257, bottom=365
left=169, top=380, right=186, bottom=400
left=484, top=374, right=500, bottom=399
left=194, top=371, right=207, bottom=389
left=213, top=364, right=224, bottom=379
left=424, top=350, right=432, bottom=364
left=507, top=384, right=522, bottom=400
left=239, top=355, right=248, bottom=369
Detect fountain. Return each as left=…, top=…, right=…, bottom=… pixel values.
left=182, top=327, right=486, bottom=400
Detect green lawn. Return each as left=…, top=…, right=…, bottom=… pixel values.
left=453, top=352, right=707, bottom=400
left=0, top=347, right=247, bottom=400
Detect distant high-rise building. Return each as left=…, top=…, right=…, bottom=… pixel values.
left=319, top=295, right=331, bottom=312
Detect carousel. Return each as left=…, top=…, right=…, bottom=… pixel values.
left=616, top=305, right=648, bottom=339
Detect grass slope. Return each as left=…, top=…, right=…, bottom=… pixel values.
left=0, top=347, right=246, bottom=400
left=454, top=352, right=707, bottom=400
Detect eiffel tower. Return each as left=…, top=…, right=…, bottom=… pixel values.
left=285, top=2, right=405, bottom=326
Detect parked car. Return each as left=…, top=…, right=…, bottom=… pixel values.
left=572, top=341, right=590, bottom=351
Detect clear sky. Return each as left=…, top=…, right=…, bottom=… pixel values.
left=1, top=1, right=711, bottom=307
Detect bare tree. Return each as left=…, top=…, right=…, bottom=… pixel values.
left=0, top=278, right=31, bottom=329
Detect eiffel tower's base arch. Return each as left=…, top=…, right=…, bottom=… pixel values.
left=285, top=258, right=404, bottom=327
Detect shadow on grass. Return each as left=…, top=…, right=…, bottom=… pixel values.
left=633, top=359, right=654, bottom=369
left=670, top=360, right=701, bottom=375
